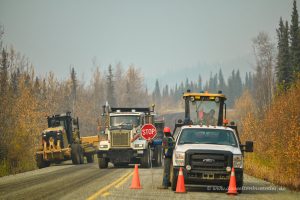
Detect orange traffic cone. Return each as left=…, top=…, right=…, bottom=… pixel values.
left=227, top=167, right=237, bottom=195
left=175, top=167, right=186, bottom=193
left=130, top=164, right=142, bottom=189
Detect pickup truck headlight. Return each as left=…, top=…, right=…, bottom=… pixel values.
left=174, top=152, right=185, bottom=166
left=134, top=144, right=144, bottom=148
left=233, top=155, right=243, bottom=168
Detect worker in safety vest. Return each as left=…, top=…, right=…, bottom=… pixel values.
left=157, top=127, right=175, bottom=189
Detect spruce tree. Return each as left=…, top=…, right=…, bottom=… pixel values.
left=290, top=0, right=300, bottom=74
left=153, top=79, right=161, bottom=106
left=218, top=69, right=226, bottom=94
left=276, top=18, right=291, bottom=87
left=197, top=74, right=202, bottom=91
left=106, top=64, right=116, bottom=106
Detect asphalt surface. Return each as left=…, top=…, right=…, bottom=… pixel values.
left=0, top=160, right=298, bottom=200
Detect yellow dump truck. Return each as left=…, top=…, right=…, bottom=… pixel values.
left=35, top=112, right=99, bottom=168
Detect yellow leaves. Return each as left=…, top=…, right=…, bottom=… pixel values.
left=234, top=78, right=300, bottom=190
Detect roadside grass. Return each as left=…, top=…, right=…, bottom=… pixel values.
left=234, top=79, right=300, bottom=191
left=0, top=160, right=9, bottom=177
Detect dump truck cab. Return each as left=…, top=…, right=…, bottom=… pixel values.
left=97, top=106, right=162, bottom=168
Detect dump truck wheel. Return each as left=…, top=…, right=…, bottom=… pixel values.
left=87, top=154, right=94, bottom=163
left=141, top=148, right=150, bottom=168
left=71, top=144, right=81, bottom=164
left=152, top=146, right=162, bottom=167
left=98, top=158, right=108, bottom=169
left=156, top=146, right=162, bottom=167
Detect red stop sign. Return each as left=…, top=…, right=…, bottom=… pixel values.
left=141, top=124, right=157, bottom=140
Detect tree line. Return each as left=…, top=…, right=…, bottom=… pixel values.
left=152, top=68, right=252, bottom=110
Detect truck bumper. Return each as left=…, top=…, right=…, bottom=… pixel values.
left=173, top=166, right=243, bottom=186
left=97, top=149, right=147, bottom=163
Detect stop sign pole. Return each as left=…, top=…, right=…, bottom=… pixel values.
left=141, top=124, right=157, bottom=140
left=141, top=123, right=157, bottom=187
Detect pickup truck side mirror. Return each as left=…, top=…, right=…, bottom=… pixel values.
left=245, top=141, right=253, bottom=152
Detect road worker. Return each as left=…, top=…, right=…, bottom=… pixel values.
left=157, top=127, right=175, bottom=189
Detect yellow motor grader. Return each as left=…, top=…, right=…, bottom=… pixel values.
left=35, top=112, right=98, bottom=168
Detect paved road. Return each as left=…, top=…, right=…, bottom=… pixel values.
left=0, top=161, right=298, bottom=200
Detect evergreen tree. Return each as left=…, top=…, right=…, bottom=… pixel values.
left=290, top=0, right=300, bottom=74
left=153, top=79, right=161, bottom=106
left=106, top=64, right=116, bottom=106
left=70, top=67, right=77, bottom=114
left=197, top=74, right=202, bottom=91
left=218, top=69, right=226, bottom=93
left=276, top=18, right=292, bottom=87
left=235, top=69, right=243, bottom=98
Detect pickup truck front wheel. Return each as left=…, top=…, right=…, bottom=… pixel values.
left=237, top=179, right=243, bottom=193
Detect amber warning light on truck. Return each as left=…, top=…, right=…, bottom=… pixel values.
left=141, top=124, right=157, bottom=140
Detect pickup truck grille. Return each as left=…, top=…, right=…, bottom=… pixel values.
left=186, top=150, right=232, bottom=171
left=111, top=130, right=130, bottom=147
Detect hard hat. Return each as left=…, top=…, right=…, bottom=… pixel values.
left=163, top=127, right=171, bottom=133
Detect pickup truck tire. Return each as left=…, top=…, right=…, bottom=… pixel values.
left=170, top=167, right=177, bottom=191
left=98, top=158, right=108, bottom=169
left=141, top=148, right=150, bottom=168
left=237, top=179, right=243, bottom=193
left=71, top=144, right=83, bottom=165
left=86, top=154, right=94, bottom=163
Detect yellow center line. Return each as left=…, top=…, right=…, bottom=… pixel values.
left=115, top=172, right=133, bottom=188
left=101, top=192, right=110, bottom=197
left=86, top=171, right=132, bottom=200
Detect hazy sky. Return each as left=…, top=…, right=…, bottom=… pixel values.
left=0, top=0, right=295, bottom=89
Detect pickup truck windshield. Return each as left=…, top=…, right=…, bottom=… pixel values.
left=110, top=115, right=140, bottom=128
left=178, top=128, right=237, bottom=147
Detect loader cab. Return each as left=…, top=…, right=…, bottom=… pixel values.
left=182, top=91, right=226, bottom=126
left=46, top=112, right=79, bottom=145
left=174, top=91, right=227, bottom=134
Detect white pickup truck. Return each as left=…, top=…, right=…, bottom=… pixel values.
left=170, top=125, right=253, bottom=192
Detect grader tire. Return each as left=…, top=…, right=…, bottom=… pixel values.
left=36, top=154, right=50, bottom=169
left=71, top=144, right=83, bottom=165
left=87, top=154, right=94, bottom=163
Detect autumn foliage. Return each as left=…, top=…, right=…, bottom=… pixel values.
left=234, top=78, right=300, bottom=190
